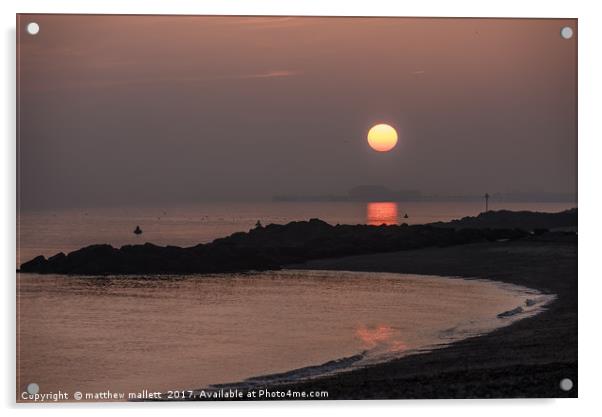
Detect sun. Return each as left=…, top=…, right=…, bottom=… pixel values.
left=367, top=124, right=398, bottom=152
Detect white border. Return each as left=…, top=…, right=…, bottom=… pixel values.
left=2, top=1, right=601, bottom=416
left=3, top=0, right=588, bottom=18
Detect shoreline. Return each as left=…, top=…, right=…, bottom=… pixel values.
left=182, top=271, right=554, bottom=397
left=200, top=236, right=578, bottom=400
left=243, top=236, right=577, bottom=399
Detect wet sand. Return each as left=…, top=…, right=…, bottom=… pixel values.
left=281, top=235, right=577, bottom=398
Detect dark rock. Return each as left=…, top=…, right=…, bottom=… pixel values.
left=19, top=217, right=534, bottom=276
left=48, top=252, right=66, bottom=262
left=20, top=255, right=47, bottom=273
left=497, top=306, right=524, bottom=318
left=431, top=208, right=577, bottom=231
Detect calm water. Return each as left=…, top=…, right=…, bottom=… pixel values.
left=17, top=270, right=552, bottom=398
left=17, top=201, right=574, bottom=264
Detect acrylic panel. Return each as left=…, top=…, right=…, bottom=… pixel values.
left=16, top=14, right=577, bottom=402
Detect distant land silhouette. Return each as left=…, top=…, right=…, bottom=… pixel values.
left=273, top=185, right=576, bottom=203
left=20, top=208, right=576, bottom=276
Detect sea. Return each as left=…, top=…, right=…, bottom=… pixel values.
left=16, top=201, right=568, bottom=400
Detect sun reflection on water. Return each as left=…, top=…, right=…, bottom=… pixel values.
left=355, top=323, right=407, bottom=353
left=366, top=202, right=398, bottom=226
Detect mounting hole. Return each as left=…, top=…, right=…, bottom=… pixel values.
left=27, top=382, right=39, bottom=395
left=559, top=378, right=573, bottom=391
left=560, top=26, right=573, bottom=40
left=26, top=22, right=40, bottom=35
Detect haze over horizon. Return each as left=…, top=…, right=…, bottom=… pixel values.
left=18, top=15, right=577, bottom=210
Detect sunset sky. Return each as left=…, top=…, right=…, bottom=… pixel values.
left=18, top=15, right=577, bottom=209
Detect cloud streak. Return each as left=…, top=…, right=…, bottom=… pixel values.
left=225, top=70, right=299, bottom=79
left=22, top=69, right=301, bottom=93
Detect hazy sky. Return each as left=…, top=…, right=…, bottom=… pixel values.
left=18, top=15, right=577, bottom=209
